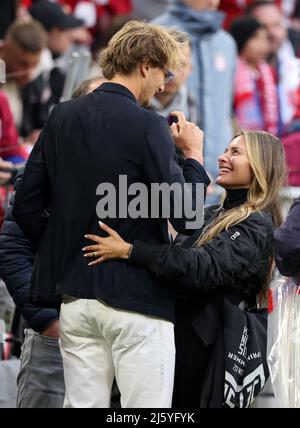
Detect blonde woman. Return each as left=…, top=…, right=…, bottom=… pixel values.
left=83, top=130, right=287, bottom=407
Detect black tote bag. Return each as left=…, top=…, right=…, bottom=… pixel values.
left=223, top=298, right=269, bottom=408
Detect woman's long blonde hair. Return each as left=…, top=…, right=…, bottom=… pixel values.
left=195, top=131, right=287, bottom=300
left=196, top=130, right=287, bottom=247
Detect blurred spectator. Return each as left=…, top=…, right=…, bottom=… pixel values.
left=220, top=1, right=298, bottom=30
left=133, top=0, right=173, bottom=20
left=0, top=159, right=13, bottom=186
left=151, top=33, right=196, bottom=122
left=0, top=91, right=28, bottom=162
left=71, top=76, right=105, bottom=98
left=230, top=16, right=279, bottom=134
left=0, top=89, right=28, bottom=229
left=0, top=0, right=19, bottom=39
left=281, top=121, right=300, bottom=186
left=57, top=0, right=132, bottom=48
left=28, top=1, right=85, bottom=105
left=220, top=0, right=253, bottom=29
left=247, top=0, right=300, bottom=135
left=0, top=20, right=49, bottom=142
left=24, top=2, right=133, bottom=83
left=151, top=31, right=197, bottom=166
left=0, top=157, right=13, bottom=227
left=60, top=0, right=132, bottom=26
left=288, top=0, right=300, bottom=56
left=61, top=1, right=133, bottom=76
left=281, top=84, right=300, bottom=186
left=29, top=1, right=84, bottom=56
left=153, top=0, right=237, bottom=182
left=278, top=0, right=298, bottom=20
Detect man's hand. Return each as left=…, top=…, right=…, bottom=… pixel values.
left=0, top=158, right=13, bottom=185
left=170, top=111, right=204, bottom=165
left=41, top=320, right=60, bottom=339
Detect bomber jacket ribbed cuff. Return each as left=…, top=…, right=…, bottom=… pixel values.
left=129, top=240, right=169, bottom=270
left=183, top=158, right=211, bottom=187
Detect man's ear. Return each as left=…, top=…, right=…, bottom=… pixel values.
left=140, top=63, right=150, bottom=79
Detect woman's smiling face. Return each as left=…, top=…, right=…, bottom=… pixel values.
left=216, top=135, right=253, bottom=189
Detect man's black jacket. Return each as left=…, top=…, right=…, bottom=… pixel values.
left=13, top=83, right=209, bottom=322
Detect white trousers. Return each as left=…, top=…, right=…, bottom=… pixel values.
left=59, top=297, right=175, bottom=408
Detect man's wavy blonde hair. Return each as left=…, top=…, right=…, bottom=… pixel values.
left=100, top=21, right=188, bottom=79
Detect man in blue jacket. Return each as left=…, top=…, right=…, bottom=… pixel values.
left=13, top=21, right=209, bottom=408
left=0, top=185, right=64, bottom=408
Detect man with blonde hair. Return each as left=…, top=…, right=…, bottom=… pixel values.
left=13, top=21, right=209, bottom=408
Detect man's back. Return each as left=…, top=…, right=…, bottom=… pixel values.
left=15, top=82, right=205, bottom=321
left=13, top=21, right=210, bottom=408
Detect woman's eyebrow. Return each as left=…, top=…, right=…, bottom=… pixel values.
left=228, top=146, right=244, bottom=152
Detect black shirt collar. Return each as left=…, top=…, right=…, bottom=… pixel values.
left=223, top=189, right=249, bottom=210
left=96, top=82, right=137, bottom=104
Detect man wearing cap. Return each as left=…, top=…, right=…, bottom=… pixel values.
left=28, top=0, right=86, bottom=105
left=29, top=1, right=85, bottom=57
